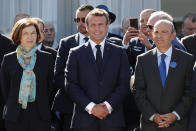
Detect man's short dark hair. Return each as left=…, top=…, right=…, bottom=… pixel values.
left=85, top=8, right=109, bottom=25
left=183, top=13, right=196, bottom=23
left=77, top=4, right=94, bottom=12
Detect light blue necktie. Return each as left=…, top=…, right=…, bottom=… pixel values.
left=159, top=54, right=167, bottom=87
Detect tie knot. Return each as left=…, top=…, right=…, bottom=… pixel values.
left=161, top=54, right=166, bottom=60
left=83, top=37, right=89, bottom=42
left=95, top=44, right=101, bottom=50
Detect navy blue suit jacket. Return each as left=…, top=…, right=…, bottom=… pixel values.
left=65, top=41, right=131, bottom=128
left=188, top=64, right=196, bottom=131
left=53, top=33, right=126, bottom=113
left=53, top=33, right=79, bottom=113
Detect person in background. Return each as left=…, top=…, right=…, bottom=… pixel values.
left=146, top=11, right=186, bottom=51
left=0, top=18, right=54, bottom=131
left=188, top=58, right=196, bottom=131
left=53, top=4, right=94, bottom=131
left=43, top=22, right=58, bottom=49
left=178, top=13, right=196, bottom=40
left=96, top=4, right=123, bottom=39
left=122, top=9, right=156, bottom=72
left=32, top=18, right=57, bottom=63
left=181, top=33, right=196, bottom=61
left=13, top=13, right=30, bottom=25
left=0, top=34, right=16, bottom=131
left=122, top=9, right=156, bottom=131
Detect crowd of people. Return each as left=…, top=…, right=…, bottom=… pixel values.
left=0, top=3, right=196, bottom=131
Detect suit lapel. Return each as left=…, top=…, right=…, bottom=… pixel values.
left=84, top=42, right=99, bottom=76
left=40, top=44, right=45, bottom=51
left=75, top=33, right=79, bottom=46
left=15, top=53, right=23, bottom=81
left=102, top=41, right=112, bottom=75
left=164, top=48, right=179, bottom=89
left=151, top=48, right=163, bottom=88
left=33, top=50, right=41, bottom=80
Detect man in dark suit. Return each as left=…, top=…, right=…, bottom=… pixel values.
left=178, top=13, right=196, bottom=40
left=182, top=34, right=196, bottom=131
left=0, top=34, right=16, bottom=131
left=53, top=4, right=94, bottom=131
left=188, top=63, right=196, bottom=131
left=134, top=19, right=194, bottom=131
left=188, top=62, right=196, bottom=131
left=65, top=9, right=130, bottom=131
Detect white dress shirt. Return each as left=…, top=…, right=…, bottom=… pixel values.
left=37, top=43, right=43, bottom=50
left=85, top=38, right=113, bottom=115
left=78, top=32, right=89, bottom=46
left=157, top=46, right=172, bottom=76
left=150, top=46, right=180, bottom=121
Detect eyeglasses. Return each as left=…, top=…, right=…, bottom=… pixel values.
left=147, top=25, right=154, bottom=30
left=74, top=17, right=85, bottom=23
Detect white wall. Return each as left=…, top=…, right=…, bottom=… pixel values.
left=0, top=0, right=160, bottom=42
left=79, top=0, right=160, bottom=36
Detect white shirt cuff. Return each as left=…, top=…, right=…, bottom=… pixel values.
left=104, top=101, right=113, bottom=114
left=149, top=114, right=155, bottom=121
left=172, top=111, right=180, bottom=120
left=85, top=102, right=95, bottom=114
left=122, top=43, right=129, bottom=49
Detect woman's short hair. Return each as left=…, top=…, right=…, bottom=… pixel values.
left=11, top=18, right=43, bottom=45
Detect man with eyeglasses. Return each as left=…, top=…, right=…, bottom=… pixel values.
left=53, top=4, right=94, bottom=131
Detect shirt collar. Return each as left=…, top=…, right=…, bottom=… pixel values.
left=79, top=32, right=88, bottom=40
left=37, top=43, right=42, bottom=50
left=89, top=38, right=106, bottom=49
left=157, top=46, right=172, bottom=58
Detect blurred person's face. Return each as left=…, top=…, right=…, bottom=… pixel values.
left=14, top=15, right=29, bottom=24
left=153, top=22, right=175, bottom=51
left=121, top=18, right=130, bottom=35
left=75, top=10, right=91, bottom=35
left=146, top=16, right=160, bottom=39
left=86, top=15, right=109, bottom=44
left=20, top=25, right=37, bottom=51
left=44, top=23, right=55, bottom=42
left=140, top=11, right=153, bottom=36
left=182, top=18, right=196, bottom=36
